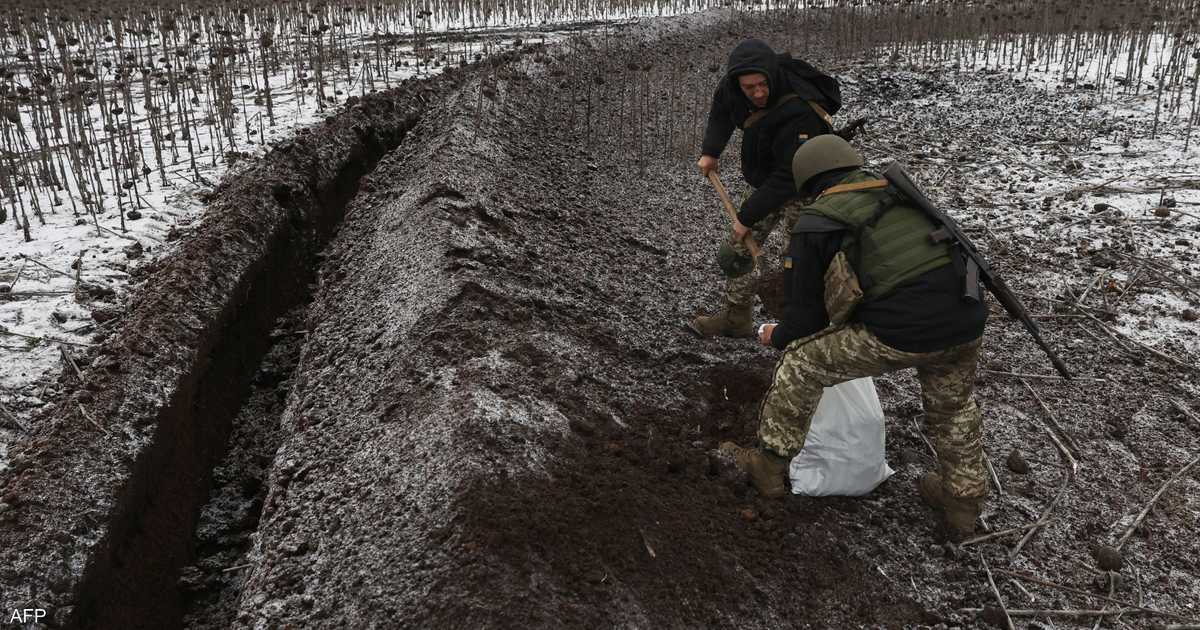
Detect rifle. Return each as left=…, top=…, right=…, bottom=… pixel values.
left=835, top=117, right=869, bottom=142
left=883, top=162, right=1073, bottom=379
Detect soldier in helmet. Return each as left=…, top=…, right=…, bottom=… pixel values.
left=689, top=39, right=841, bottom=338
left=719, top=135, right=989, bottom=540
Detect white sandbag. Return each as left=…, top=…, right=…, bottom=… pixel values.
left=789, top=376, right=894, bottom=497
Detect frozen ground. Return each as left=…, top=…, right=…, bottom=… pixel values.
left=846, top=39, right=1200, bottom=364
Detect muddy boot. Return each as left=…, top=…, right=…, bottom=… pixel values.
left=918, top=472, right=982, bottom=541
left=688, top=301, right=755, bottom=338
left=718, top=442, right=790, bottom=498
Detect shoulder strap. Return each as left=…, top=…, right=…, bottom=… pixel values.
left=742, top=92, right=800, bottom=129
left=791, top=214, right=847, bottom=234
left=816, top=179, right=889, bottom=199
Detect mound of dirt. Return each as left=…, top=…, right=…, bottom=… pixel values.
left=232, top=11, right=1200, bottom=629
left=232, top=13, right=933, bottom=630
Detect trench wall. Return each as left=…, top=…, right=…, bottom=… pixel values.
left=0, top=77, right=441, bottom=629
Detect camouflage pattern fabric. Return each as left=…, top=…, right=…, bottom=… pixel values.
left=758, top=324, right=987, bottom=500
left=822, top=250, right=863, bottom=325
left=724, top=198, right=807, bottom=306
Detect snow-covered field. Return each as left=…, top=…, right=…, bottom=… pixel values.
left=0, top=19, right=611, bottom=428
left=971, top=40, right=1200, bottom=356
left=850, top=33, right=1199, bottom=372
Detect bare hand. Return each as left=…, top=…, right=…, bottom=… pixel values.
left=697, top=155, right=719, bottom=177
left=758, top=323, right=776, bottom=346
left=731, top=220, right=751, bottom=244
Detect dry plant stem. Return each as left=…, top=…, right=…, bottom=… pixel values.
left=1053, top=174, right=1125, bottom=199
left=1170, top=399, right=1200, bottom=428
left=1115, top=453, right=1200, bottom=550
left=960, top=522, right=1043, bottom=548
left=910, top=418, right=937, bottom=458
left=1090, top=572, right=1117, bottom=630
left=0, top=328, right=93, bottom=348
left=1115, top=265, right=1144, bottom=304
left=1008, top=578, right=1035, bottom=603
left=1022, top=379, right=1082, bottom=459
left=982, top=369, right=1104, bottom=383
left=1017, top=291, right=1113, bottom=316
left=59, top=345, right=83, bottom=382
left=994, top=569, right=1200, bottom=623
left=16, top=254, right=75, bottom=281
left=96, top=223, right=139, bottom=242
left=980, top=552, right=1016, bottom=630
left=1010, top=378, right=1078, bottom=561
left=78, top=403, right=107, bottom=434
left=960, top=607, right=1171, bottom=619
left=984, top=448, right=1004, bottom=497
left=1032, top=314, right=1088, bottom=320
left=1110, top=251, right=1200, bottom=294
left=7, top=257, right=28, bottom=292
left=0, top=400, right=29, bottom=432
left=1075, top=306, right=1196, bottom=372
left=1009, top=472, right=1070, bottom=561
left=1075, top=270, right=1106, bottom=307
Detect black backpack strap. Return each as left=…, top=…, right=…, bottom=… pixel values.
left=790, top=214, right=846, bottom=233
left=742, top=93, right=800, bottom=129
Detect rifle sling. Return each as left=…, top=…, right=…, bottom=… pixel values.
left=817, top=179, right=889, bottom=198
left=742, top=93, right=799, bottom=129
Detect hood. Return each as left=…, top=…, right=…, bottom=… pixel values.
left=725, top=39, right=783, bottom=108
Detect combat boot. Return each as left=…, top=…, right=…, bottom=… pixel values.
left=719, top=442, right=790, bottom=498
left=688, top=301, right=755, bottom=338
left=918, top=472, right=982, bottom=541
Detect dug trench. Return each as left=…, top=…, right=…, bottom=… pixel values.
left=0, top=70, right=449, bottom=627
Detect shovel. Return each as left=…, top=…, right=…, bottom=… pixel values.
left=706, top=171, right=761, bottom=261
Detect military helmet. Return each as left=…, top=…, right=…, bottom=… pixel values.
left=791, top=134, right=864, bottom=190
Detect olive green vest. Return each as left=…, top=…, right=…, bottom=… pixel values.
left=796, top=171, right=952, bottom=300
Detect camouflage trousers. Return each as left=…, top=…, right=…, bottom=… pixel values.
left=723, top=198, right=807, bottom=306
left=758, top=324, right=988, bottom=500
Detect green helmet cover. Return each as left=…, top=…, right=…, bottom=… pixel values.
left=791, top=134, right=864, bottom=191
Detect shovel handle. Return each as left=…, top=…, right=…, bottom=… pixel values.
left=707, top=171, right=761, bottom=259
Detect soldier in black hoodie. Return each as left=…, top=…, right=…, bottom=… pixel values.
left=689, top=39, right=841, bottom=338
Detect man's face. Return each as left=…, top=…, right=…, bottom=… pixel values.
left=738, top=72, right=770, bottom=109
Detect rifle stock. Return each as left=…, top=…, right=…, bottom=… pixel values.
left=883, top=163, right=1073, bottom=379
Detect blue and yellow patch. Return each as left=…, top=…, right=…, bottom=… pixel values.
left=783, top=256, right=793, bottom=269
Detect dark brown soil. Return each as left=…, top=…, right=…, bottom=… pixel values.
left=227, top=13, right=939, bottom=630
left=230, top=13, right=1200, bottom=628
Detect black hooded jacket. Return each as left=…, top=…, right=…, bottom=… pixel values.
left=701, top=39, right=840, bottom=226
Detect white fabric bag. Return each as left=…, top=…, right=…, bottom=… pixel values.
left=789, top=376, right=894, bottom=496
